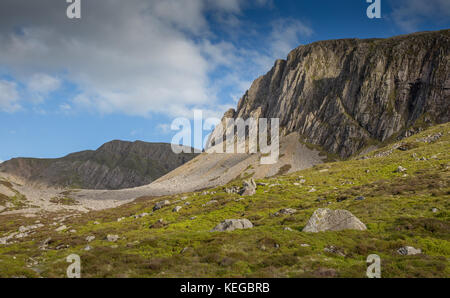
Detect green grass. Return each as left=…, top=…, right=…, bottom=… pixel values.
left=0, top=123, right=449, bottom=278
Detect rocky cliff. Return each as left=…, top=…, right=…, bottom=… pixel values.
left=0, top=141, right=198, bottom=190
left=221, top=29, right=450, bottom=158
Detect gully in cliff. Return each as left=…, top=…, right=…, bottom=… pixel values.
left=170, top=110, right=280, bottom=165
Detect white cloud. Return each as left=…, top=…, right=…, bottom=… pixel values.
left=26, top=73, right=61, bottom=103
left=157, top=123, right=171, bottom=134
left=0, top=80, right=20, bottom=112
left=27, top=73, right=60, bottom=94
left=390, top=0, right=450, bottom=31
left=0, top=0, right=308, bottom=119
left=268, top=18, right=313, bottom=59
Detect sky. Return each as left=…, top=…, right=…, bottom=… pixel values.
left=0, top=0, right=449, bottom=162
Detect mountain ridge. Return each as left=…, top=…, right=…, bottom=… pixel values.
left=0, top=140, right=198, bottom=190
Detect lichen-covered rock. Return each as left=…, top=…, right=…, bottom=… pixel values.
left=211, top=219, right=253, bottom=232
left=303, top=208, right=367, bottom=232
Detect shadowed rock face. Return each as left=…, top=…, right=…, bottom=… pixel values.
left=222, top=30, right=450, bottom=158
left=0, top=141, right=198, bottom=190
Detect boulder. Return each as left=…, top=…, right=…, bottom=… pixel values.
left=153, top=200, right=170, bottom=211
left=397, top=246, right=422, bottom=256
left=240, top=178, right=256, bottom=196
left=211, top=219, right=253, bottom=232
left=303, top=208, right=367, bottom=232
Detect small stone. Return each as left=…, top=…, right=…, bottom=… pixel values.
left=284, top=227, right=294, bottom=231
left=355, top=196, right=365, bottom=201
left=39, top=237, right=52, bottom=250
left=93, top=221, right=100, bottom=225
left=300, top=244, right=310, bottom=247
left=324, top=246, right=346, bottom=257
left=184, top=202, right=190, bottom=206
left=84, top=245, right=92, bottom=251
left=397, top=246, right=422, bottom=256
left=203, top=200, right=218, bottom=207
left=308, top=188, right=317, bottom=193
left=173, top=206, right=182, bottom=212
left=55, top=225, right=67, bottom=232
left=190, top=217, right=197, bottom=220
left=106, top=235, right=119, bottom=242
left=134, top=213, right=149, bottom=219
left=432, top=208, right=439, bottom=213
left=395, top=166, right=407, bottom=173
left=276, top=208, right=297, bottom=216
left=180, top=247, right=191, bottom=254
left=86, top=235, right=95, bottom=242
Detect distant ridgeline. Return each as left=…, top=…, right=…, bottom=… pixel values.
left=0, top=141, right=198, bottom=190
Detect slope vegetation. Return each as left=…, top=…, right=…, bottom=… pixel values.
left=0, top=123, right=448, bottom=278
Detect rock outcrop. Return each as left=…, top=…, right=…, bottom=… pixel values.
left=213, top=30, right=450, bottom=158
left=303, top=208, right=367, bottom=232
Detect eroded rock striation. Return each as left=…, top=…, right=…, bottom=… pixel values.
left=217, top=30, right=450, bottom=158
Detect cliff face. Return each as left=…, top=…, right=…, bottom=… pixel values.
left=0, top=141, right=198, bottom=190
left=225, top=30, right=450, bottom=158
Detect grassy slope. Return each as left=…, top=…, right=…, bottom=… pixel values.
left=0, top=123, right=448, bottom=278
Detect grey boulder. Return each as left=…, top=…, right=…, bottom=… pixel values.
left=211, top=219, right=253, bottom=232
left=397, top=246, right=422, bottom=256
left=153, top=200, right=170, bottom=211
left=303, top=208, right=367, bottom=233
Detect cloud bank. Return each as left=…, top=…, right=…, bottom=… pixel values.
left=0, top=0, right=310, bottom=118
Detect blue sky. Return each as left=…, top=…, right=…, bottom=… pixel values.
left=0, top=0, right=449, bottom=162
